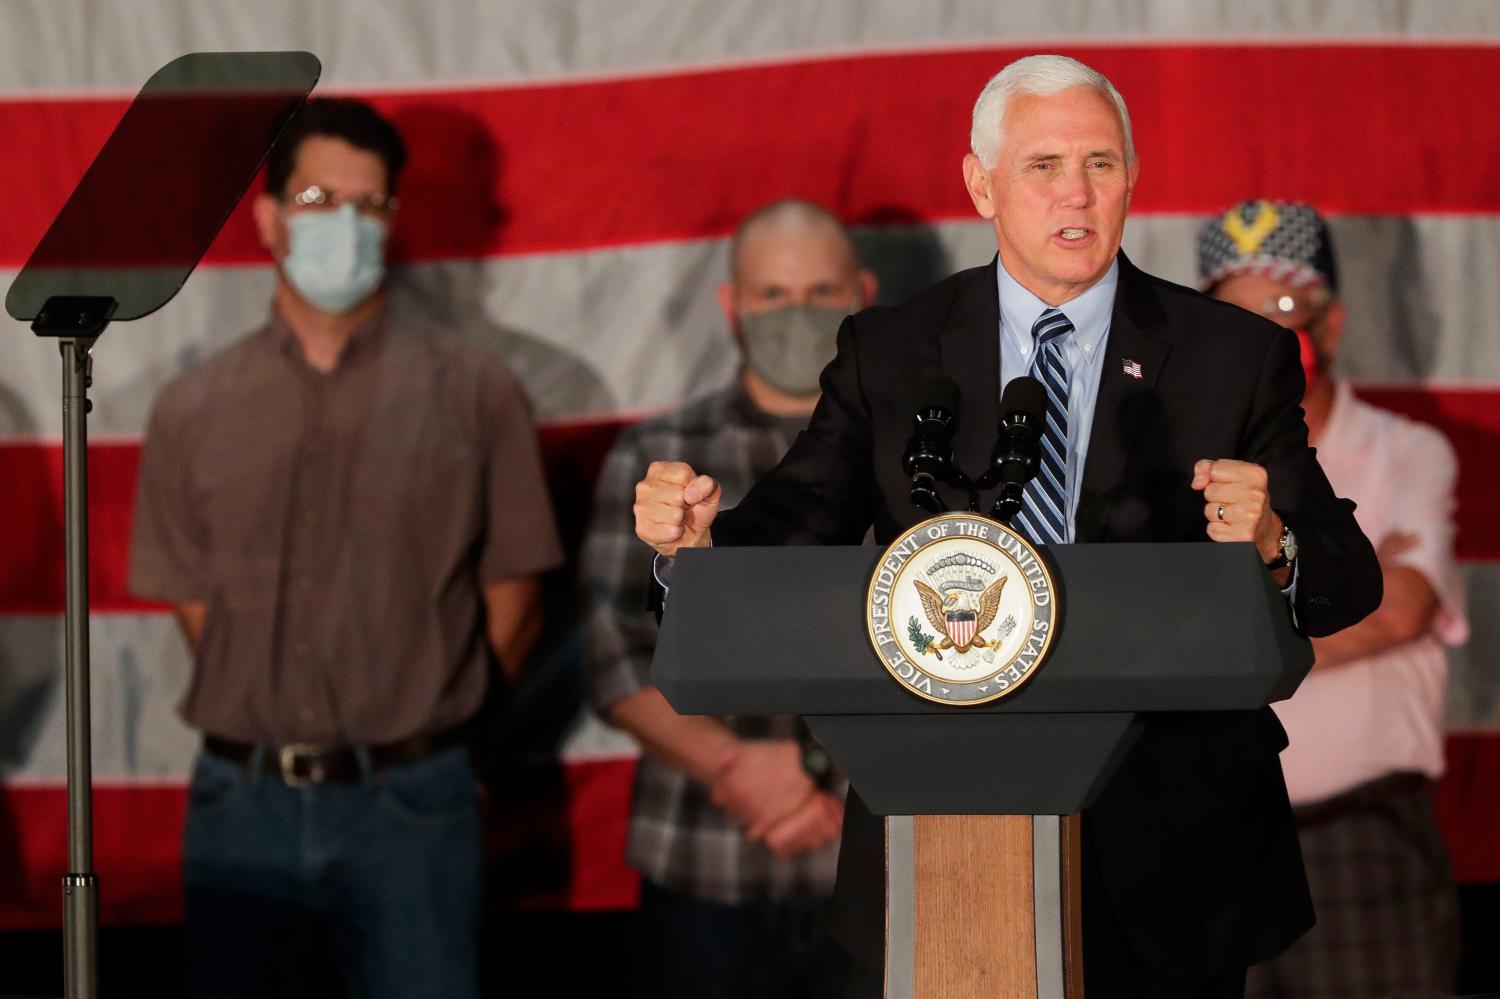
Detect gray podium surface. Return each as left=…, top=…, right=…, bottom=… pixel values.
left=656, top=541, right=1309, bottom=715
left=653, top=540, right=1310, bottom=815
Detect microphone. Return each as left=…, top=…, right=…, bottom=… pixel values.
left=981, top=376, right=1047, bottom=522
left=902, top=371, right=960, bottom=514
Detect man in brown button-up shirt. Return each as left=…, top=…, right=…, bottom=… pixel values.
left=129, top=98, right=561, bottom=999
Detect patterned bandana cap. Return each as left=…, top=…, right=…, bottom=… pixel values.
left=1195, top=200, right=1339, bottom=292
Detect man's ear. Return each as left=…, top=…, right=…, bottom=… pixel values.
left=715, top=280, right=737, bottom=332
left=962, top=153, right=996, bottom=221
left=252, top=192, right=283, bottom=257
left=858, top=268, right=878, bottom=307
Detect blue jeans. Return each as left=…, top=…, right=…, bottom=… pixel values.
left=632, top=880, right=849, bottom=999
left=183, top=746, right=482, bottom=999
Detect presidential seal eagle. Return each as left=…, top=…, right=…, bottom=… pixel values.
left=913, top=575, right=1007, bottom=654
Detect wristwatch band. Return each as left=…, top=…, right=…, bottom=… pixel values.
left=1265, top=523, right=1296, bottom=571
left=800, top=740, right=834, bottom=782
left=795, top=718, right=833, bottom=782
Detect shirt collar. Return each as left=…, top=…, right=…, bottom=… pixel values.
left=996, top=256, right=1119, bottom=366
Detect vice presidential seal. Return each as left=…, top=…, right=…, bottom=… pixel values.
left=866, top=513, right=1058, bottom=706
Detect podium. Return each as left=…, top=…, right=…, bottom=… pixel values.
left=652, top=540, right=1311, bottom=999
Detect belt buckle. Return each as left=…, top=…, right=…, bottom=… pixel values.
left=278, top=743, right=327, bottom=786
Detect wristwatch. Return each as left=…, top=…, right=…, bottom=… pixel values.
left=796, top=719, right=834, bottom=783
left=1265, top=522, right=1298, bottom=571
left=800, top=740, right=834, bottom=782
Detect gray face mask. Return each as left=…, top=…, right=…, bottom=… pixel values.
left=738, top=304, right=849, bottom=396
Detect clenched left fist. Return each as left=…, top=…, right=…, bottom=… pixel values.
left=1192, top=458, right=1283, bottom=565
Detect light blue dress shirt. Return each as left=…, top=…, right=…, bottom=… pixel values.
left=996, top=258, right=1118, bottom=544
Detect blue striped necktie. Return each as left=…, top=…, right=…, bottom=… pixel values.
left=1012, top=308, right=1072, bottom=546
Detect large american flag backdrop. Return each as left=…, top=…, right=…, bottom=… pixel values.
left=1, top=1, right=1497, bottom=926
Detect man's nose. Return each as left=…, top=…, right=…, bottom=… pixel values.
left=1057, top=169, right=1093, bottom=210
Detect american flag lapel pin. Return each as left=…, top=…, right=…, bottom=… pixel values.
left=1122, top=358, right=1143, bottom=379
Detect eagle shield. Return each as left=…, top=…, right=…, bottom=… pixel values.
left=914, top=576, right=1007, bottom=654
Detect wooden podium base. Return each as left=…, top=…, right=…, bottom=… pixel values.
left=884, top=814, right=1084, bottom=999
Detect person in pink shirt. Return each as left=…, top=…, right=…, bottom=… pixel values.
left=1197, top=201, right=1468, bottom=998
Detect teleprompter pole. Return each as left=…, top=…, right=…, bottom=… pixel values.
left=60, top=335, right=99, bottom=999
left=9, top=53, right=324, bottom=997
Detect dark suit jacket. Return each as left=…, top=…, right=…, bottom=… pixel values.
left=710, top=254, right=1382, bottom=977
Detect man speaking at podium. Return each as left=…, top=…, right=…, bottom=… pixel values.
left=632, top=56, right=1380, bottom=998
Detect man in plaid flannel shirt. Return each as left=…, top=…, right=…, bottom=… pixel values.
left=582, top=199, right=876, bottom=999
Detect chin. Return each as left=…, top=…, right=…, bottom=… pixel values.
left=1043, top=262, right=1104, bottom=289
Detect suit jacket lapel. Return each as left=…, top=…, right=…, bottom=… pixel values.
left=1076, top=253, right=1172, bottom=542
left=937, top=258, right=1002, bottom=482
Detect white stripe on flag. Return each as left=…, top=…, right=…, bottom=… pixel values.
left=2, top=0, right=1498, bottom=95
left=4, top=215, right=1500, bottom=438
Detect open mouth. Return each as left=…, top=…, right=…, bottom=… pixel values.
left=1057, top=227, right=1090, bottom=241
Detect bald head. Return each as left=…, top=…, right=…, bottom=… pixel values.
left=725, top=199, right=868, bottom=315
left=730, top=200, right=855, bottom=281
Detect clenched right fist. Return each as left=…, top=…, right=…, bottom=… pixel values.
left=634, top=461, right=721, bottom=558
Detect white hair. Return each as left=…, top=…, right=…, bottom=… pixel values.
left=969, top=54, right=1135, bottom=168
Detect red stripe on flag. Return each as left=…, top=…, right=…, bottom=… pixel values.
left=485, top=757, right=641, bottom=912
left=0, top=44, right=1497, bottom=267
left=0, top=419, right=631, bottom=615
left=1434, top=731, right=1500, bottom=884
left=0, top=783, right=188, bottom=928
left=0, top=443, right=156, bottom=614
left=560, top=757, right=640, bottom=911
left=0, top=735, right=1492, bottom=930
left=0, top=757, right=639, bottom=929
left=2, top=387, right=1499, bottom=615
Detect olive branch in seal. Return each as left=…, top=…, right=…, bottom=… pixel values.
left=908, top=616, right=943, bottom=660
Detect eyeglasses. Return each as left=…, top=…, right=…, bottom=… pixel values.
left=284, top=184, right=399, bottom=217
left=1254, top=287, right=1330, bottom=328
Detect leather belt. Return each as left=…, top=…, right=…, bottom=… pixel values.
left=203, top=725, right=468, bottom=787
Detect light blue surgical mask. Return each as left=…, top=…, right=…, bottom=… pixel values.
left=282, top=203, right=388, bottom=313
